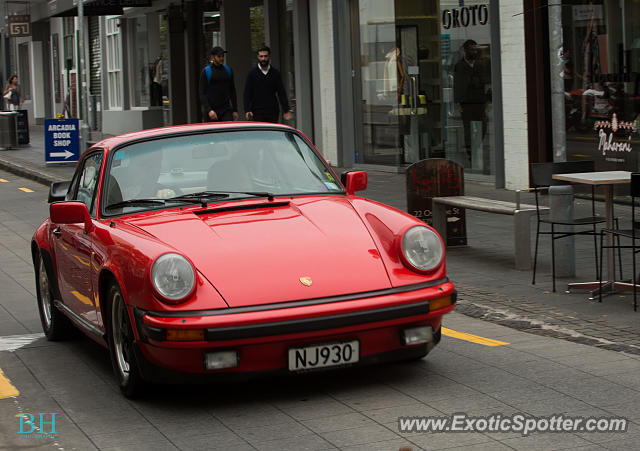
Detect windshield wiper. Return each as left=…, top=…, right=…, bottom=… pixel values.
left=220, top=191, right=275, bottom=201
left=171, top=190, right=275, bottom=204
left=105, top=196, right=215, bottom=211
left=105, top=198, right=166, bottom=210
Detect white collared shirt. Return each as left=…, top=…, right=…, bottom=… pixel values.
left=260, top=64, right=271, bottom=75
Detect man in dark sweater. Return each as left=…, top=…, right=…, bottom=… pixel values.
left=453, top=40, right=490, bottom=163
left=244, top=46, right=292, bottom=123
left=199, top=46, right=238, bottom=122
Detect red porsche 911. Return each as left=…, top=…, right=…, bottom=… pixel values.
left=32, top=123, right=455, bottom=397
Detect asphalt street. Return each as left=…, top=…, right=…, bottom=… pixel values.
left=1, top=168, right=640, bottom=449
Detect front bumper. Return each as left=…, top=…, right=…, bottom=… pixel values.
left=131, top=281, right=455, bottom=379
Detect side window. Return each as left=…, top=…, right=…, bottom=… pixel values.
left=71, top=152, right=104, bottom=216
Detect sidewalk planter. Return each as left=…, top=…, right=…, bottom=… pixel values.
left=0, top=112, right=18, bottom=149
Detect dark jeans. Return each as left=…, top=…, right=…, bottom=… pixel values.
left=252, top=111, right=279, bottom=123
left=461, top=103, right=487, bottom=157
left=205, top=109, right=234, bottom=122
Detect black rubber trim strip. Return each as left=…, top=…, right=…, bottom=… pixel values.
left=194, top=201, right=290, bottom=215
left=144, top=278, right=450, bottom=318
left=203, top=300, right=433, bottom=341
left=134, top=307, right=166, bottom=342
left=55, top=300, right=106, bottom=341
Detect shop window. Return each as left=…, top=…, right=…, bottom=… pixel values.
left=249, top=1, right=265, bottom=55
left=203, top=3, right=222, bottom=65
left=440, top=0, right=494, bottom=175
left=18, top=43, right=31, bottom=101
left=52, top=34, right=62, bottom=104
left=131, top=16, right=149, bottom=107
left=106, top=16, right=122, bottom=109
left=159, top=14, right=170, bottom=124
left=63, top=17, right=74, bottom=69
left=556, top=1, right=640, bottom=171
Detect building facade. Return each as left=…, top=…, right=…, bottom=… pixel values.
left=546, top=0, right=640, bottom=173
left=1, top=0, right=543, bottom=190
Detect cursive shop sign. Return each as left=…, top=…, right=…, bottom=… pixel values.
left=442, top=5, right=488, bottom=29
left=594, top=113, right=636, bottom=163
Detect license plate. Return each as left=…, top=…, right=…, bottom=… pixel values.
left=288, top=340, right=359, bottom=371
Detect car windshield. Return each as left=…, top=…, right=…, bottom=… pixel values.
left=102, top=129, right=343, bottom=214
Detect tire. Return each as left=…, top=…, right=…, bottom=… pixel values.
left=35, top=253, right=72, bottom=340
left=107, top=283, right=145, bottom=398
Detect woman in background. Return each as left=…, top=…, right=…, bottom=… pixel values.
left=3, top=75, right=21, bottom=111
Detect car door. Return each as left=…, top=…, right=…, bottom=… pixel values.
left=53, top=151, right=104, bottom=324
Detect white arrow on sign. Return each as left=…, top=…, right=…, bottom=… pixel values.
left=50, top=150, right=74, bottom=159
left=447, top=217, right=461, bottom=223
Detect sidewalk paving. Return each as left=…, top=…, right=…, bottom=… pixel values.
left=2, top=125, right=640, bottom=352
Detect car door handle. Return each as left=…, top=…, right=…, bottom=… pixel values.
left=52, top=228, right=61, bottom=237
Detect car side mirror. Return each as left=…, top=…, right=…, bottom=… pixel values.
left=342, top=170, right=368, bottom=195
left=50, top=201, right=93, bottom=233
left=48, top=181, right=71, bottom=203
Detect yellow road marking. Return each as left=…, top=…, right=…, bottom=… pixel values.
left=72, top=255, right=90, bottom=267
left=19, top=187, right=34, bottom=193
left=442, top=328, right=510, bottom=346
left=0, top=368, right=19, bottom=398
left=71, top=291, right=94, bottom=306
left=0, top=178, right=8, bottom=182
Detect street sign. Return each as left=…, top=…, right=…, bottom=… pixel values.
left=45, top=118, right=80, bottom=164
left=8, top=15, right=30, bottom=37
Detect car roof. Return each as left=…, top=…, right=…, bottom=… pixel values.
left=92, top=122, right=297, bottom=151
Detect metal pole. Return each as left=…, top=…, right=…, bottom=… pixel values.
left=548, top=1, right=566, bottom=162
left=77, top=0, right=89, bottom=152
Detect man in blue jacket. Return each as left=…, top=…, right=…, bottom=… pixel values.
left=199, top=46, right=238, bottom=122
left=244, top=46, right=292, bottom=123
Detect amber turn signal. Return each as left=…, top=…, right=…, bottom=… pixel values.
left=429, top=296, right=452, bottom=311
left=166, top=329, right=205, bottom=341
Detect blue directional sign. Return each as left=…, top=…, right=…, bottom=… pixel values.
left=45, top=118, right=80, bottom=164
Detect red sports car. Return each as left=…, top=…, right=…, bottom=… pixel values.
left=32, top=123, right=455, bottom=397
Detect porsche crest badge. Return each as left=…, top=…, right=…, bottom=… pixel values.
left=299, top=276, right=313, bottom=287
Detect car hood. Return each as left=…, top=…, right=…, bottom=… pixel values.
left=126, top=197, right=392, bottom=307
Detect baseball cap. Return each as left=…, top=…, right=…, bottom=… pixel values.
left=211, top=46, right=227, bottom=55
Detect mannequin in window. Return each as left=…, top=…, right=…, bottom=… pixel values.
left=383, top=47, right=405, bottom=104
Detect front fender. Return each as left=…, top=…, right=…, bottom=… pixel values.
left=91, top=220, right=229, bottom=332
left=348, top=197, right=447, bottom=287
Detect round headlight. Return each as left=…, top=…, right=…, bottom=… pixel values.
left=151, top=253, right=196, bottom=302
left=401, top=226, right=443, bottom=272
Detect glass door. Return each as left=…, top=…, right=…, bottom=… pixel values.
left=353, top=0, right=443, bottom=166
left=441, top=1, right=494, bottom=174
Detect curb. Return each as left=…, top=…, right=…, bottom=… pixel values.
left=0, top=156, right=66, bottom=186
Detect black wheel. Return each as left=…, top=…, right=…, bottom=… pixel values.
left=35, top=253, right=72, bottom=340
left=107, top=284, right=144, bottom=398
